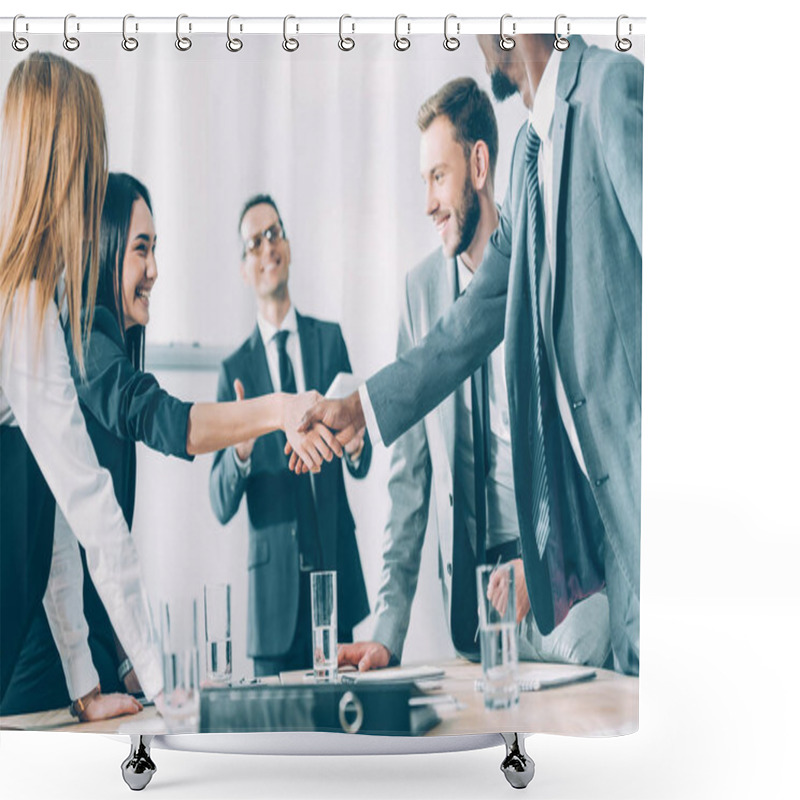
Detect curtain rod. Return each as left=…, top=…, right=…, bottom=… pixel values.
left=1, top=16, right=646, bottom=37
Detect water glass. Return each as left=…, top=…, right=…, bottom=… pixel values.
left=476, top=563, right=519, bottom=710
left=204, top=583, right=232, bottom=685
left=160, top=597, right=201, bottom=733
left=310, top=570, right=338, bottom=683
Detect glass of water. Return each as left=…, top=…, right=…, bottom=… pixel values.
left=310, top=570, right=338, bottom=683
left=476, top=563, right=520, bottom=710
left=160, top=596, right=201, bottom=732
left=204, top=582, right=232, bottom=685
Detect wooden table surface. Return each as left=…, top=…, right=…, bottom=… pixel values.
left=0, top=659, right=638, bottom=737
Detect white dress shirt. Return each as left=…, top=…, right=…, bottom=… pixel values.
left=0, top=285, right=163, bottom=700
left=529, top=50, right=588, bottom=477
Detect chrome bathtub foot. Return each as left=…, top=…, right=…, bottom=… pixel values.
left=121, top=735, right=156, bottom=791
left=500, top=733, right=535, bottom=789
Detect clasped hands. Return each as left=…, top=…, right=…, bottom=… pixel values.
left=282, top=391, right=366, bottom=474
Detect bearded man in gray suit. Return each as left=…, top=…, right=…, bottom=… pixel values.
left=339, top=78, right=609, bottom=673
left=301, top=35, right=642, bottom=675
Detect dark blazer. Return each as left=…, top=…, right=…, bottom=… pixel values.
left=365, top=38, right=642, bottom=675
left=209, top=312, right=371, bottom=660
left=4, top=305, right=193, bottom=712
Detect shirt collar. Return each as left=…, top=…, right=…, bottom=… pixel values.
left=257, top=304, right=298, bottom=347
left=528, top=49, right=562, bottom=142
left=456, top=255, right=474, bottom=294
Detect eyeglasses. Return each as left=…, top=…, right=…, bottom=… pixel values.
left=244, top=223, right=285, bottom=256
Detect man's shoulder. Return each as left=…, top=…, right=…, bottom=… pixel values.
left=220, top=331, right=257, bottom=372
left=575, top=44, right=643, bottom=103
left=406, top=248, right=448, bottom=297
left=297, top=312, right=342, bottom=341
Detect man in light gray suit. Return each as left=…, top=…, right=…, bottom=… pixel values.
left=301, top=36, right=642, bottom=675
left=339, top=78, right=609, bottom=672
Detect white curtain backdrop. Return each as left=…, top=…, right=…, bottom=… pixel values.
left=2, top=31, right=640, bottom=678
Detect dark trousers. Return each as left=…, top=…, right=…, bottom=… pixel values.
left=0, top=426, right=56, bottom=704
left=253, top=571, right=354, bottom=678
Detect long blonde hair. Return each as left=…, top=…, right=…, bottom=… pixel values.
left=0, top=51, right=108, bottom=375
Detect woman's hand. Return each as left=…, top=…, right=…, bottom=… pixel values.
left=81, top=692, right=143, bottom=722
left=282, top=391, right=342, bottom=472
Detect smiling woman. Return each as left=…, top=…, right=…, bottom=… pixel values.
left=2, top=172, right=345, bottom=717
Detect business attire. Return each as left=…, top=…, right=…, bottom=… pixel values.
left=372, top=248, right=610, bottom=667
left=2, top=304, right=193, bottom=714
left=0, top=289, right=163, bottom=709
left=210, top=306, right=371, bottom=676
left=362, top=37, right=642, bottom=674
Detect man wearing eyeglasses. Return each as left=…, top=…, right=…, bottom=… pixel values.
left=209, top=194, right=372, bottom=678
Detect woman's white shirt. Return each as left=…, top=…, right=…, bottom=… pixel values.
left=0, top=284, right=163, bottom=700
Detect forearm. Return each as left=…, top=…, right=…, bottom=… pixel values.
left=186, top=393, right=287, bottom=455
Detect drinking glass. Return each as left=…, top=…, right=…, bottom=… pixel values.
left=204, top=582, right=232, bottom=685
left=160, top=596, right=200, bottom=732
left=310, top=571, right=338, bottom=683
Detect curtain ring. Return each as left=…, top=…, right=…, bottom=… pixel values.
left=63, top=13, right=80, bottom=51
left=615, top=15, right=632, bottom=52
left=394, top=14, right=410, bottom=51
left=12, top=15, right=29, bottom=52
left=443, top=14, right=460, bottom=51
left=339, top=15, right=355, bottom=51
left=283, top=15, right=299, bottom=52
left=227, top=15, right=243, bottom=52
left=499, top=14, right=515, bottom=51
left=554, top=14, right=570, bottom=51
left=175, top=14, right=192, bottom=51
left=122, top=14, right=139, bottom=51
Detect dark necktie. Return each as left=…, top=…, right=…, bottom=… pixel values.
left=524, top=125, right=552, bottom=559
left=274, top=330, right=321, bottom=570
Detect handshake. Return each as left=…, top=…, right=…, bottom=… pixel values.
left=281, top=390, right=366, bottom=474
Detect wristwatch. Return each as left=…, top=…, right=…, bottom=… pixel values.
left=69, top=683, right=101, bottom=720
left=117, top=657, right=134, bottom=683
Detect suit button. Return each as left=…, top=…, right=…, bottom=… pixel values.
left=594, top=475, right=609, bottom=488
left=447, top=563, right=452, bottom=576
left=449, top=493, right=454, bottom=507
left=572, top=398, right=586, bottom=409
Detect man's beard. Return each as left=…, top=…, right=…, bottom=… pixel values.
left=490, top=68, right=517, bottom=102
left=452, top=180, right=481, bottom=258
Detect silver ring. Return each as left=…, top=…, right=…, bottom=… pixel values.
left=615, top=14, right=632, bottom=52
left=499, top=14, right=515, bottom=51
left=554, top=14, right=570, bottom=51
left=12, top=15, right=29, bottom=52
left=338, top=691, right=364, bottom=734
left=394, top=15, right=410, bottom=51
left=283, top=15, right=299, bottom=52
left=175, top=14, right=192, bottom=51
left=227, top=15, right=243, bottom=52
left=122, top=14, right=138, bottom=52
left=443, top=14, right=460, bottom=51
left=338, top=15, right=355, bottom=51
left=63, top=13, right=80, bottom=51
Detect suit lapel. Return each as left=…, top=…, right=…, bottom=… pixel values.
left=296, top=311, right=321, bottom=392
left=435, top=254, right=458, bottom=476
left=245, top=325, right=274, bottom=397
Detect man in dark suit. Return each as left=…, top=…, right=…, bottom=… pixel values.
left=298, top=35, right=642, bottom=675
left=209, top=194, right=371, bottom=677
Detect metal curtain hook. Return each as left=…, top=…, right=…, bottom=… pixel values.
left=12, top=15, right=29, bottom=52
left=122, top=14, right=139, bottom=51
left=176, top=14, right=192, bottom=51
left=615, top=14, right=632, bottom=52
left=554, top=14, right=570, bottom=51
left=339, top=14, right=355, bottom=51
left=63, top=13, right=80, bottom=51
left=283, top=15, right=299, bottom=52
left=394, top=14, right=410, bottom=51
left=443, top=14, right=460, bottom=51
left=499, top=14, right=515, bottom=51
left=227, top=15, right=243, bottom=52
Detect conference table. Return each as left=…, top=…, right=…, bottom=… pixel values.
left=0, top=659, right=638, bottom=737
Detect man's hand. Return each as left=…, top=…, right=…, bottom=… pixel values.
left=286, top=391, right=366, bottom=474
left=282, top=391, right=343, bottom=473
left=338, top=641, right=391, bottom=672
left=82, top=692, right=143, bottom=721
left=344, top=428, right=365, bottom=461
left=486, top=559, right=531, bottom=623
left=233, top=379, right=256, bottom=462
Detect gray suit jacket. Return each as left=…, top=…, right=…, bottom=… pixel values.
left=209, top=313, right=371, bottom=660
left=372, top=248, right=467, bottom=662
left=366, top=37, right=642, bottom=674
